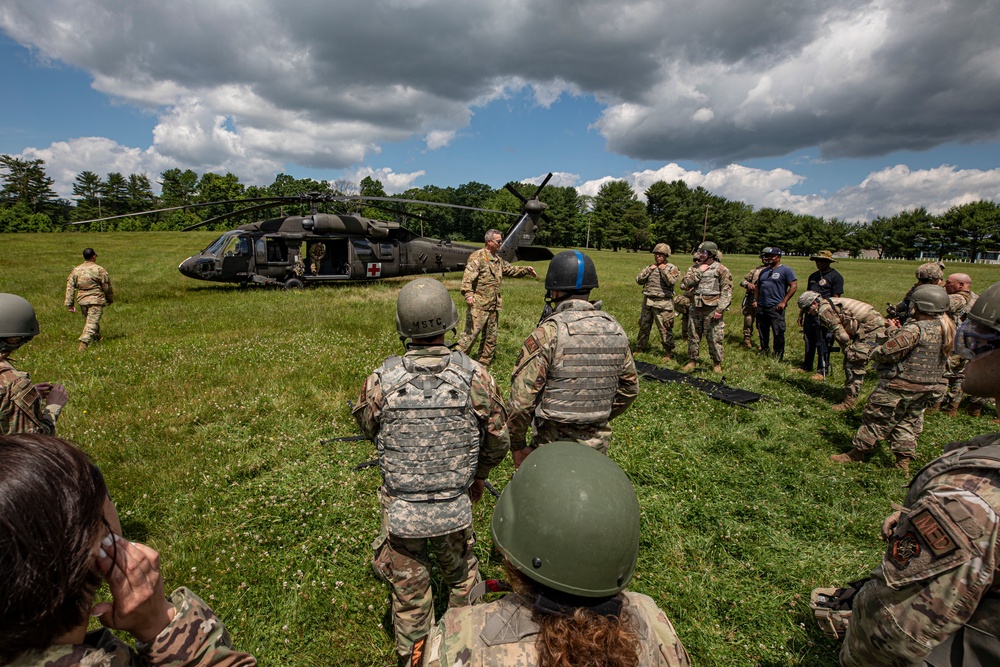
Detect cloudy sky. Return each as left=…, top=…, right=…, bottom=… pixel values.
left=2, top=0, right=999, bottom=221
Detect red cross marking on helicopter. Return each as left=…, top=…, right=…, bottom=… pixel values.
left=367, top=263, right=382, bottom=277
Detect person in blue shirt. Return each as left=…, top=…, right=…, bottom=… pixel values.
left=754, top=247, right=797, bottom=360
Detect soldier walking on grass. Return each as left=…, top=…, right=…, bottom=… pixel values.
left=507, top=250, right=637, bottom=469
left=812, top=279, right=1000, bottom=666
left=679, top=241, right=732, bottom=374
left=456, top=229, right=537, bottom=366
left=0, top=294, right=68, bottom=435
left=635, top=243, right=680, bottom=361
left=352, top=277, right=510, bottom=665
left=797, top=291, right=887, bottom=411
left=831, top=285, right=953, bottom=471
left=64, top=248, right=113, bottom=351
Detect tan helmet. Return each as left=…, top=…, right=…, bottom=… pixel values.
left=910, top=284, right=949, bottom=314
left=0, top=294, right=39, bottom=355
left=915, top=261, right=944, bottom=282
left=797, top=290, right=822, bottom=310
left=652, top=243, right=671, bottom=257
left=697, top=241, right=719, bottom=257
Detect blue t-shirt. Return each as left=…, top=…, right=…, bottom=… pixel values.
left=757, top=264, right=797, bottom=307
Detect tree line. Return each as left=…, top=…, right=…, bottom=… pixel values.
left=1, top=153, right=997, bottom=260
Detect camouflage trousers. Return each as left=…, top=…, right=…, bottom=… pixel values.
left=943, top=355, right=988, bottom=407
left=852, top=383, right=946, bottom=456
left=636, top=301, right=675, bottom=354
left=741, top=296, right=756, bottom=346
left=457, top=306, right=498, bottom=366
left=78, top=304, right=104, bottom=344
left=842, top=339, right=878, bottom=399
left=687, top=306, right=724, bottom=364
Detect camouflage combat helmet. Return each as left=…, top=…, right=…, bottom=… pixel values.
left=966, top=280, right=1000, bottom=333
left=395, top=277, right=459, bottom=339
left=797, top=290, right=822, bottom=310
left=0, top=294, right=39, bottom=354
left=491, top=441, right=639, bottom=597
left=909, top=284, right=949, bottom=314
left=697, top=241, right=719, bottom=257
left=915, top=261, right=945, bottom=282
left=652, top=243, right=671, bottom=257
left=545, top=250, right=598, bottom=293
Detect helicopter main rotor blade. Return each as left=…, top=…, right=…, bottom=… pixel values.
left=336, top=196, right=520, bottom=217
left=504, top=182, right=528, bottom=204
left=68, top=197, right=289, bottom=225
left=531, top=173, right=553, bottom=200
left=182, top=200, right=296, bottom=231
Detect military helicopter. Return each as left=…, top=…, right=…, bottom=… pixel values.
left=72, top=175, right=554, bottom=288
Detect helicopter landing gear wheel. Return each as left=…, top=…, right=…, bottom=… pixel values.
left=283, top=278, right=304, bottom=290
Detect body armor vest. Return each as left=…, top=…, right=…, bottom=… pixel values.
left=375, top=351, right=480, bottom=502
left=906, top=434, right=1000, bottom=667
left=537, top=307, right=630, bottom=425
left=0, top=362, right=45, bottom=433
left=694, top=263, right=722, bottom=297
left=642, top=266, right=675, bottom=299
left=890, top=320, right=946, bottom=384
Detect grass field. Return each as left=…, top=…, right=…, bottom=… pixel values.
left=2, top=232, right=999, bottom=666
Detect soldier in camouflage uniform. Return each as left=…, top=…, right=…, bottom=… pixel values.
left=2, top=433, right=256, bottom=667
left=456, top=229, right=537, bottom=366
left=672, top=254, right=699, bottom=347
left=307, top=241, right=327, bottom=275
left=832, top=285, right=953, bottom=471
left=740, top=252, right=769, bottom=349
left=680, top=241, right=733, bottom=374
left=812, top=279, right=1000, bottom=666
left=0, top=294, right=68, bottom=435
left=64, top=248, right=114, bottom=351
left=418, top=442, right=691, bottom=667
left=507, top=251, right=637, bottom=468
left=888, top=261, right=945, bottom=325
left=797, top=291, right=888, bottom=411
left=939, top=273, right=987, bottom=417
left=635, top=243, right=680, bottom=360
left=353, top=278, right=510, bottom=663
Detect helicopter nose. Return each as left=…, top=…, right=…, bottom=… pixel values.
left=178, top=256, right=198, bottom=278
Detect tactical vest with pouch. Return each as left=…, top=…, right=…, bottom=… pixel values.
left=536, top=307, right=630, bottom=424
left=375, top=351, right=480, bottom=537
left=883, top=319, right=946, bottom=385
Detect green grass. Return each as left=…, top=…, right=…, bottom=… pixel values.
left=2, top=233, right=998, bottom=666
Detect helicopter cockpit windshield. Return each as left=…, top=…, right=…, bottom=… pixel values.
left=204, top=234, right=231, bottom=257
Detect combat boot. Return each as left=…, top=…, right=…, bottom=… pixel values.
left=743, top=339, right=753, bottom=349
left=77, top=341, right=88, bottom=352
left=831, top=448, right=866, bottom=464
left=810, top=373, right=826, bottom=381
left=942, top=400, right=961, bottom=417
left=968, top=405, right=983, bottom=417
left=926, top=401, right=942, bottom=413
left=893, top=454, right=913, bottom=473
left=831, top=395, right=856, bottom=412
left=662, top=353, right=673, bottom=363
left=682, top=361, right=697, bottom=372
left=712, top=364, right=723, bottom=373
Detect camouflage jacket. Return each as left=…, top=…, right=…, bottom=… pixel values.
left=65, top=261, right=113, bottom=307
left=459, top=248, right=533, bottom=311
left=815, top=297, right=885, bottom=347
left=678, top=261, right=733, bottom=313
left=637, top=262, right=680, bottom=307
left=871, top=319, right=947, bottom=387
left=354, top=344, right=510, bottom=485
left=842, top=432, right=1000, bottom=667
left=947, top=289, right=978, bottom=322
left=8, top=587, right=256, bottom=667
left=421, top=591, right=691, bottom=667
left=0, top=359, right=59, bottom=435
left=506, top=299, right=638, bottom=452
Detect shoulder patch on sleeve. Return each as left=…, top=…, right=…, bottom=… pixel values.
left=524, top=333, right=540, bottom=355
left=910, top=508, right=958, bottom=559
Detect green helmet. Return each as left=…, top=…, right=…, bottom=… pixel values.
left=395, top=278, right=459, bottom=339
left=491, top=442, right=639, bottom=597
left=697, top=241, right=718, bottom=257
left=652, top=243, right=671, bottom=256
left=797, top=290, right=821, bottom=310
left=967, top=280, right=1000, bottom=333
left=0, top=294, right=39, bottom=354
left=545, top=250, right=598, bottom=292
left=910, top=284, right=949, bottom=314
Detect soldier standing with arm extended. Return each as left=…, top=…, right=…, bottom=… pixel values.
left=456, top=229, right=537, bottom=366
left=635, top=243, right=680, bottom=361
left=797, top=291, right=887, bottom=411
left=754, top=247, right=797, bottom=360
left=507, top=251, right=636, bottom=469
left=680, top=241, right=733, bottom=374
left=0, top=294, right=68, bottom=435
left=65, top=248, right=113, bottom=351
left=799, top=250, right=844, bottom=377
left=813, top=279, right=1000, bottom=667
left=832, top=285, right=953, bottom=471
left=740, top=252, right=769, bottom=350
left=352, top=278, right=509, bottom=665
